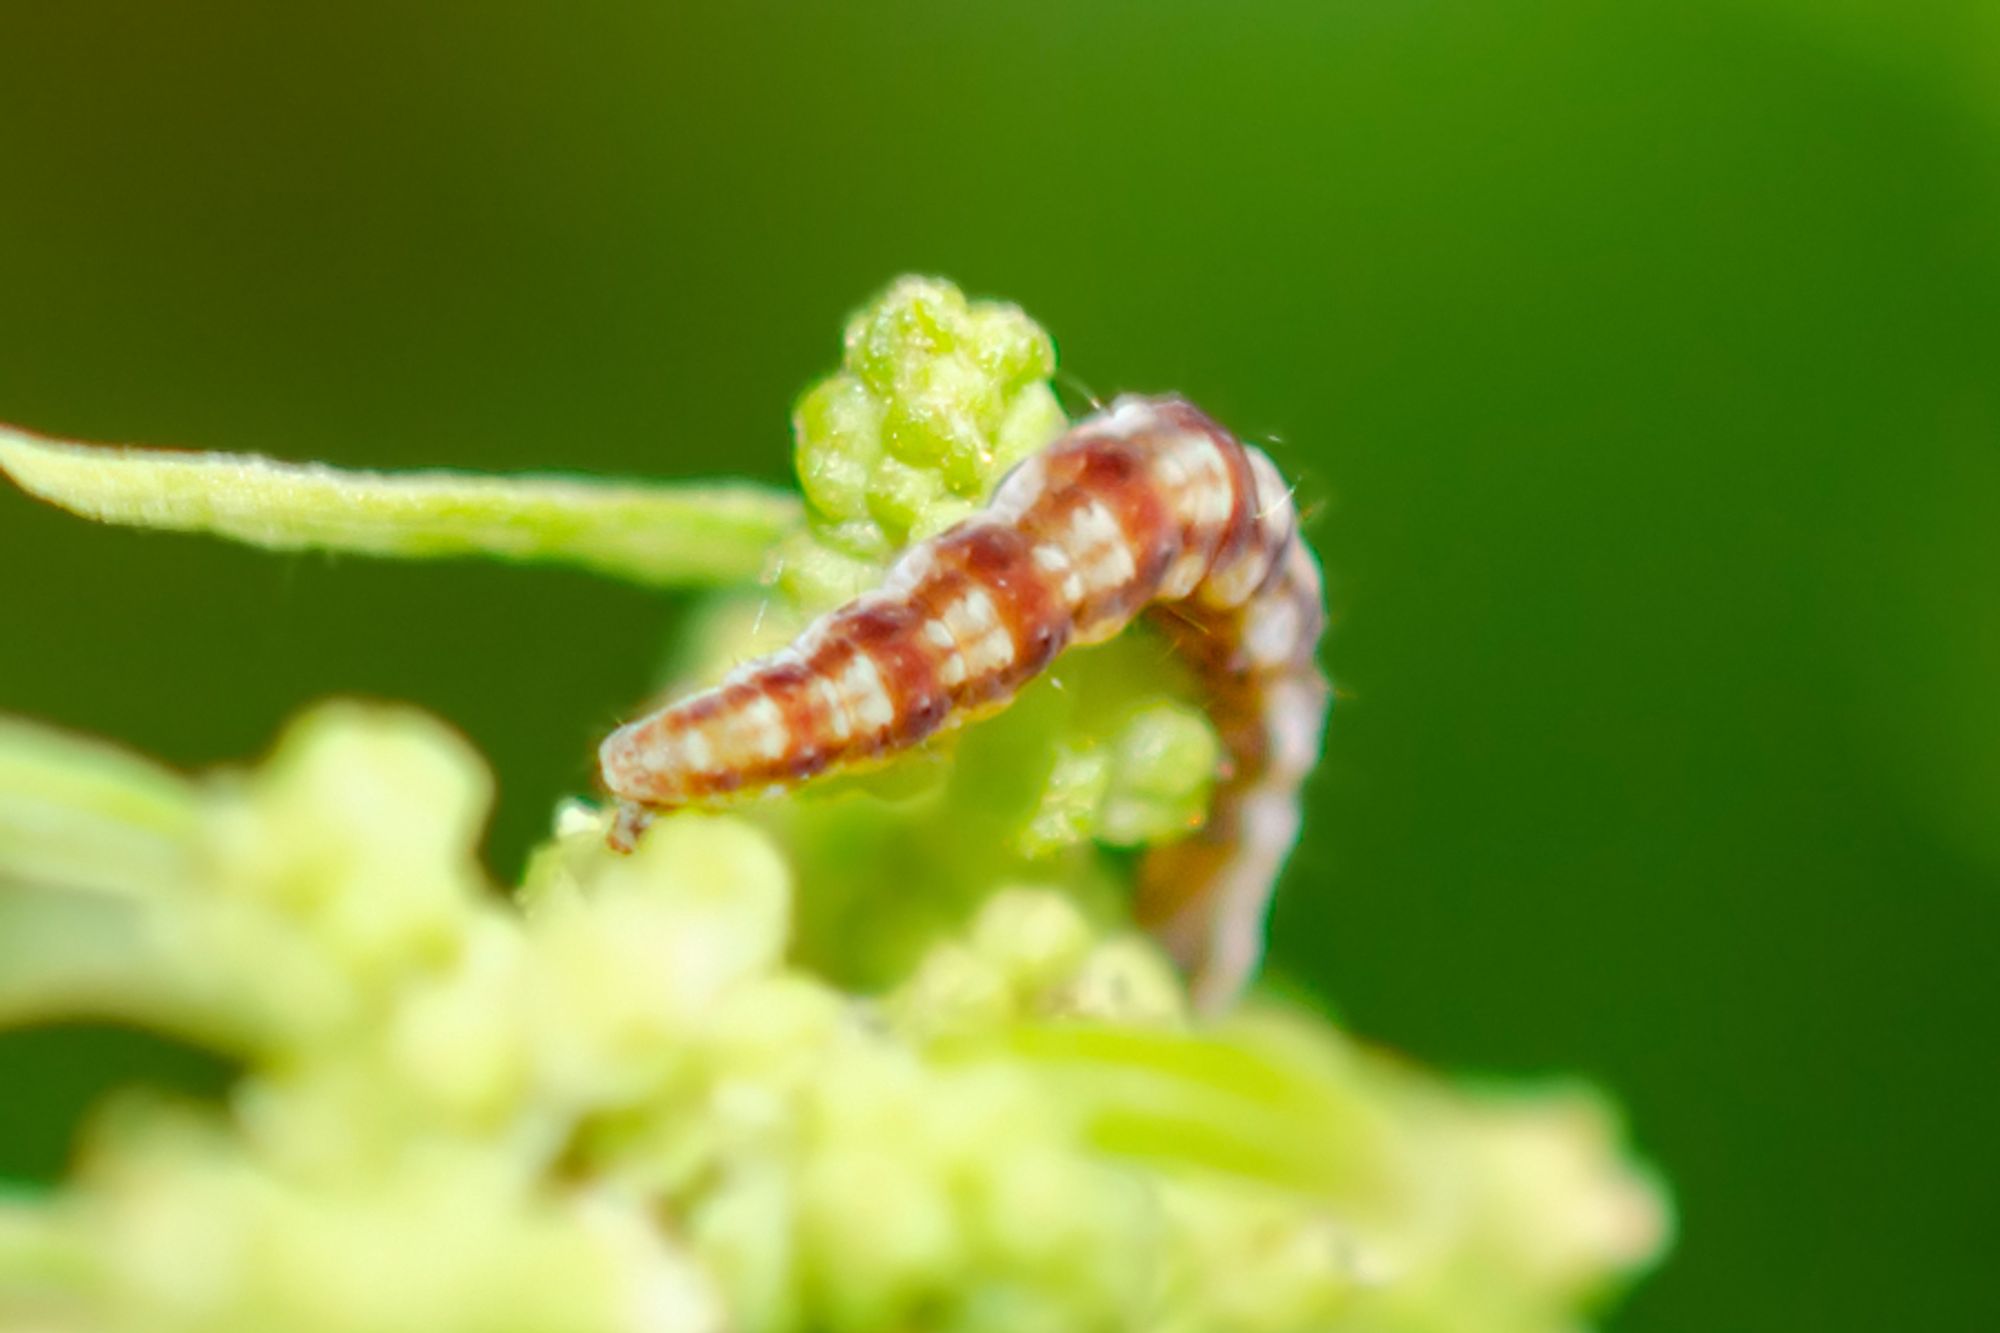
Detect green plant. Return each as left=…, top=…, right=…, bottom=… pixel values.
left=0, top=278, right=1666, bottom=1333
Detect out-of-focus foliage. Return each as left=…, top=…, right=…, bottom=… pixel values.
left=0, top=703, right=1663, bottom=1333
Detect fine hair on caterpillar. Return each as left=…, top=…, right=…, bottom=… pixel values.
left=600, top=395, right=1329, bottom=1009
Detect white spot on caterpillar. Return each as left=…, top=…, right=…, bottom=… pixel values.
left=1098, top=396, right=1160, bottom=438
left=1066, top=501, right=1135, bottom=594
left=1161, top=555, right=1207, bottom=600
left=1066, top=499, right=1124, bottom=561
left=924, top=618, right=970, bottom=687
left=734, top=693, right=790, bottom=762
left=967, top=625, right=1016, bottom=676
left=811, top=671, right=853, bottom=741
left=678, top=729, right=716, bottom=772
left=991, top=454, right=1049, bottom=518
left=1242, top=591, right=1301, bottom=668
left=1086, top=543, right=1137, bottom=595
left=838, top=652, right=896, bottom=732
left=943, top=587, right=1000, bottom=645
left=1033, top=542, right=1086, bottom=605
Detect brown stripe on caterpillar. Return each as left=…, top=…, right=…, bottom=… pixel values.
left=600, top=394, right=1329, bottom=1010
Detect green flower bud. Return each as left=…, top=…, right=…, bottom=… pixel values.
left=799, top=1147, right=962, bottom=1330
left=967, top=889, right=1096, bottom=1001
left=793, top=377, right=883, bottom=525
left=199, top=703, right=489, bottom=982
left=864, top=451, right=958, bottom=544
left=889, top=940, right=1018, bottom=1043
left=842, top=276, right=966, bottom=394
left=1159, top=1182, right=1359, bottom=1333
left=788, top=277, right=1069, bottom=582
left=1098, top=703, right=1224, bottom=847
left=1055, top=937, right=1191, bottom=1026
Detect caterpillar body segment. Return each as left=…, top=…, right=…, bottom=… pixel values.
left=600, top=395, right=1328, bottom=1007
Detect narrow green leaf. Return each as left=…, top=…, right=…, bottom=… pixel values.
left=0, top=883, right=279, bottom=1053
left=0, top=424, right=803, bottom=588
left=0, top=886, right=172, bottom=1026
left=0, top=716, right=198, bottom=899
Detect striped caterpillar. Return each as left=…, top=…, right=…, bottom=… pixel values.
left=600, top=395, right=1328, bottom=1008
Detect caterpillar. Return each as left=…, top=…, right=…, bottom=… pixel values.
left=599, top=395, right=1329, bottom=1009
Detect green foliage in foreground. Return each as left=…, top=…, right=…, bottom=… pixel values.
left=0, top=279, right=1666, bottom=1332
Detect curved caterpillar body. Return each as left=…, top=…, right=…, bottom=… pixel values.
left=600, top=395, right=1329, bottom=1008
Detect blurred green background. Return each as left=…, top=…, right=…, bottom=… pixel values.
left=1, top=2, right=1994, bottom=1328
